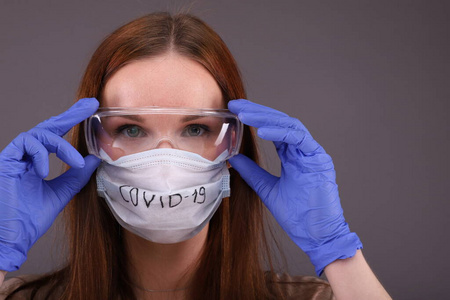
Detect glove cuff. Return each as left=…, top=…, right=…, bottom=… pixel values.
left=307, top=232, right=363, bottom=277
left=0, top=243, right=27, bottom=272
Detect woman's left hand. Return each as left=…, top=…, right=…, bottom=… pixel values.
left=228, top=99, right=362, bottom=276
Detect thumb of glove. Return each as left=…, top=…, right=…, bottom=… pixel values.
left=228, top=154, right=278, bottom=205
left=46, top=155, right=101, bottom=211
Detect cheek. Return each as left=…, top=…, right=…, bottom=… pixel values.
left=215, top=142, right=228, bottom=157
left=203, top=133, right=232, bottom=161
left=193, top=146, right=218, bottom=161
left=97, top=138, right=126, bottom=161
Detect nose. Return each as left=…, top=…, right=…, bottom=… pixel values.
left=154, top=138, right=176, bottom=149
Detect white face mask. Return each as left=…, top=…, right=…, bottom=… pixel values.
left=96, top=148, right=230, bottom=244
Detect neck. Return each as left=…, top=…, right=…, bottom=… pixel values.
left=124, top=225, right=208, bottom=298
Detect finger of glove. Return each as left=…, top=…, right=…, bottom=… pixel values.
left=258, top=127, right=325, bottom=155
left=34, top=98, right=99, bottom=137
left=228, top=99, right=289, bottom=118
left=46, top=155, right=101, bottom=210
left=3, top=132, right=50, bottom=178
left=228, top=154, right=278, bottom=203
left=239, top=113, right=310, bottom=137
left=27, top=129, right=85, bottom=169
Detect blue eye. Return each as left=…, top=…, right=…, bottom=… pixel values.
left=185, top=124, right=208, bottom=137
left=119, top=125, right=143, bottom=138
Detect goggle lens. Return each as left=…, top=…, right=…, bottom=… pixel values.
left=85, top=107, right=243, bottom=162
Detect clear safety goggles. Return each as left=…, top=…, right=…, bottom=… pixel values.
left=84, top=107, right=243, bottom=162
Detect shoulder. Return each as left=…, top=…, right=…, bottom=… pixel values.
left=266, top=272, right=335, bottom=300
left=0, top=275, right=40, bottom=300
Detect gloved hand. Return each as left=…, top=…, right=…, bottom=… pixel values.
left=0, top=98, right=101, bottom=272
left=228, top=99, right=362, bottom=276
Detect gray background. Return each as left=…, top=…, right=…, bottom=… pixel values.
left=1, top=1, right=449, bottom=299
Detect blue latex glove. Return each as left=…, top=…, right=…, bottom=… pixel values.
left=0, top=98, right=101, bottom=272
left=228, top=99, right=362, bottom=276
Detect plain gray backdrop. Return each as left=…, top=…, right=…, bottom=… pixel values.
left=1, top=1, right=449, bottom=299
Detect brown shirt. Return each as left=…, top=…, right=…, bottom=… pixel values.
left=268, top=273, right=335, bottom=299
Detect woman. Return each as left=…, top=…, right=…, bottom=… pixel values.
left=0, top=13, right=391, bottom=299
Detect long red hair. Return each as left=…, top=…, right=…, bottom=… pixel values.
left=6, top=12, right=283, bottom=300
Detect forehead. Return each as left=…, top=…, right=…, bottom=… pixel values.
left=102, top=53, right=224, bottom=109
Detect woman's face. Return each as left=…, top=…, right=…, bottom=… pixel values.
left=99, top=53, right=225, bottom=160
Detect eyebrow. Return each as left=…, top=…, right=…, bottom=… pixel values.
left=113, top=115, right=145, bottom=122
left=181, top=115, right=206, bottom=122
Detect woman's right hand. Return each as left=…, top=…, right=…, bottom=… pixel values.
left=0, top=98, right=101, bottom=272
